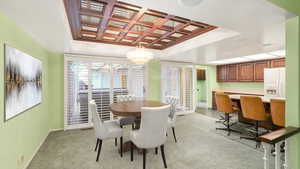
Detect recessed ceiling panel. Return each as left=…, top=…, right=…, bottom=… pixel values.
left=64, top=0, right=217, bottom=50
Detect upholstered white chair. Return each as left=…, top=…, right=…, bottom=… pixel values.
left=116, top=95, right=136, bottom=128
left=166, top=96, right=179, bottom=143
left=130, top=105, right=171, bottom=169
left=90, top=100, right=124, bottom=161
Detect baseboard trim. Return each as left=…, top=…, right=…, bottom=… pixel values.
left=23, top=128, right=63, bottom=169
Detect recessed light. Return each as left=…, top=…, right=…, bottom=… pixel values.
left=178, top=0, right=203, bottom=7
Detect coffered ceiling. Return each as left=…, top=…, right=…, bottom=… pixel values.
left=0, top=0, right=294, bottom=64
left=64, top=0, right=217, bottom=50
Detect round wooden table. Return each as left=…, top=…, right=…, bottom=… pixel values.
left=110, top=100, right=165, bottom=153
left=110, top=100, right=166, bottom=117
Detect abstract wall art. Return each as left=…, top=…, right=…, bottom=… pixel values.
left=4, top=44, right=42, bottom=121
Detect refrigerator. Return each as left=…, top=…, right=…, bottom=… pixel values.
left=264, top=68, right=286, bottom=98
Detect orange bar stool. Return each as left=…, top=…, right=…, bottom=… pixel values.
left=240, top=96, right=270, bottom=148
left=215, top=93, right=241, bottom=136
left=270, top=99, right=285, bottom=127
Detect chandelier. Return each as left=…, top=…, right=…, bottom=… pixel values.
left=126, top=44, right=154, bottom=64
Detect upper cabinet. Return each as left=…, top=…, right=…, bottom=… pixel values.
left=238, top=63, right=254, bottom=82
left=227, top=64, right=238, bottom=81
left=217, top=65, right=227, bottom=82
left=254, top=61, right=270, bottom=82
left=217, top=58, right=285, bottom=82
left=271, top=58, right=285, bottom=68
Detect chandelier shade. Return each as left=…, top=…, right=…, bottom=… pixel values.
left=126, top=46, right=154, bottom=64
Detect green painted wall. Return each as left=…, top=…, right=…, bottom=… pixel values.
left=197, top=80, right=207, bottom=101
left=147, top=59, right=161, bottom=101
left=285, top=16, right=300, bottom=169
left=267, top=1, right=300, bottom=168
left=0, top=13, right=51, bottom=169
left=218, top=82, right=264, bottom=90
left=206, top=66, right=219, bottom=108
left=48, top=53, right=64, bottom=130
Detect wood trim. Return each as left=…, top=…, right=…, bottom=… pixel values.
left=259, top=126, right=300, bottom=144
left=64, top=0, right=217, bottom=50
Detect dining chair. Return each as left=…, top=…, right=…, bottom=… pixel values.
left=166, top=96, right=179, bottom=142
left=116, top=95, right=136, bottom=129
left=90, top=100, right=124, bottom=161
left=130, top=105, right=171, bottom=169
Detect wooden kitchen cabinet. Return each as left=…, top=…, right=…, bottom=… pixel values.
left=254, top=61, right=270, bottom=82
left=227, top=64, right=238, bottom=81
left=271, top=58, right=285, bottom=68
left=217, top=65, right=227, bottom=82
left=197, top=69, right=206, bottom=80
left=238, top=63, right=254, bottom=81
left=216, top=58, right=285, bottom=82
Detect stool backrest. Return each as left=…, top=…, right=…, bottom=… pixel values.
left=240, top=96, right=267, bottom=121
left=215, top=93, right=234, bottom=113
left=270, top=99, right=285, bottom=127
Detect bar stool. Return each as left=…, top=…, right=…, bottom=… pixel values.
left=215, top=93, right=241, bottom=136
left=270, top=99, right=285, bottom=127
left=240, top=96, right=269, bottom=148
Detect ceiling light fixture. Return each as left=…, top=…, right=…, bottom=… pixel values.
left=126, top=44, right=154, bottom=64
left=126, top=25, right=154, bottom=64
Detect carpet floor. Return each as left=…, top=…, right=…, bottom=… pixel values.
left=27, top=113, right=273, bottom=169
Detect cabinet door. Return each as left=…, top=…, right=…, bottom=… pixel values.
left=271, top=58, right=285, bottom=68
left=254, top=61, right=270, bottom=82
left=227, top=64, right=238, bottom=81
left=217, top=65, right=227, bottom=82
left=238, top=63, right=254, bottom=81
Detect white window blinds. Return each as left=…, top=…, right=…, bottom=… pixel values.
left=64, top=57, right=145, bottom=129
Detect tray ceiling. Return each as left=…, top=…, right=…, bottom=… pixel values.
left=64, top=0, right=217, bottom=50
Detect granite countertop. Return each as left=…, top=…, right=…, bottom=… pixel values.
left=213, top=88, right=264, bottom=96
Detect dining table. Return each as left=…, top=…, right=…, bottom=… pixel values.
left=110, top=100, right=166, bottom=152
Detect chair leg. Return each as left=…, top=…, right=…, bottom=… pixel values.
left=171, top=127, right=177, bottom=143
left=132, top=123, right=135, bottom=129
left=94, top=139, right=99, bottom=152
left=96, top=140, right=102, bottom=162
left=120, top=137, right=123, bottom=157
left=115, top=138, right=117, bottom=147
left=160, top=145, right=167, bottom=168
left=155, top=147, right=158, bottom=155
left=130, top=142, right=134, bottom=162
left=143, top=149, right=146, bottom=169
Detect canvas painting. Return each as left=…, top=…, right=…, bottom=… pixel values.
left=5, top=45, right=42, bottom=121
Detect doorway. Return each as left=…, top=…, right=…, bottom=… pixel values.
left=196, top=68, right=208, bottom=109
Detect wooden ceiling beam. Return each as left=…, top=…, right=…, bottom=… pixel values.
left=80, top=8, right=102, bottom=18
left=64, top=0, right=82, bottom=39
left=133, top=15, right=175, bottom=45
left=147, top=21, right=191, bottom=47
left=163, top=25, right=217, bottom=49
left=116, top=8, right=147, bottom=42
left=96, top=0, right=117, bottom=39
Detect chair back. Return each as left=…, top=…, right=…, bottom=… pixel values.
left=165, top=96, right=179, bottom=120
left=240, top=96, right=268, bottom=121
left=117, top=95, right=135, bottom=102
left=270, top=99, right=285, bottom=127
left=215, top=93, right=234, bottom=113
left=136, top=105, right=171, bottom=148
left=89, top=100, right=108, bottom=139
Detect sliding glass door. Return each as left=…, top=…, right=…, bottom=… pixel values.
left=64, top=57, right=145, bottom=129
